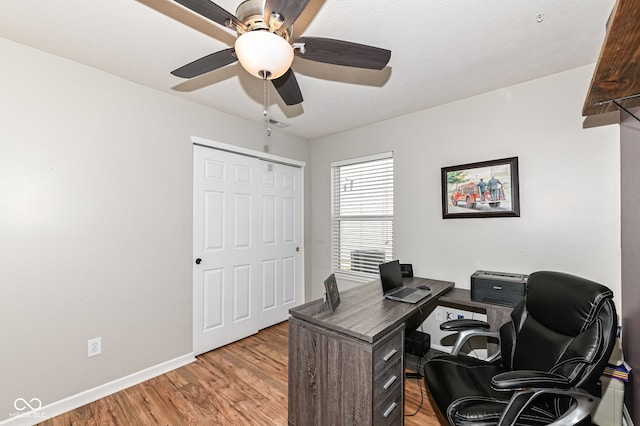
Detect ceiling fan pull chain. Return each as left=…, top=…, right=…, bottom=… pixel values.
left=263, top=76, right=272, bottom=136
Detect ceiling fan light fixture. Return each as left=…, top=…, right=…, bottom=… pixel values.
left=234, top=31, right=294, bottom=80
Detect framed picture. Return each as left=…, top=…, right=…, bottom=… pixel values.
left=323, top=273, right=341, bottom=313
left=442, top=157, right=520, bottom=219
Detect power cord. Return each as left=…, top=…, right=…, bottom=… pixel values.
left=405, top=306, right=426, bottom=417
left=404, top=372, right=425, bottom=417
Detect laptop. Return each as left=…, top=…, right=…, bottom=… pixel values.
left=379, top=260, right=431, bottom=303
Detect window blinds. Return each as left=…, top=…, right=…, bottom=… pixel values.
left=331, top=152, right=393, bottom=277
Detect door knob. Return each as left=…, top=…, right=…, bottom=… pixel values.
left=296, top=247, right=300, bottom=252
left=195, top=258, right=202, bottom=264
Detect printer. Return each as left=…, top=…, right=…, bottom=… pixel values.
left=471, top=270, right=528, bottom=307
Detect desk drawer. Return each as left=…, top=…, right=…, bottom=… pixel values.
left=372, top=327, right=403, bottom=375
left=373, top=380, right=402, bottom=426
left=373, top=358, right=402, bottom=402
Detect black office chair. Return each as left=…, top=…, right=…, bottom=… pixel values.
left=424, top=271, right=617, bottom=425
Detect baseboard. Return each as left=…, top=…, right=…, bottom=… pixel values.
left=1, top=353, right=196, bottom=426
left=430, top=343, right=453, bottom=354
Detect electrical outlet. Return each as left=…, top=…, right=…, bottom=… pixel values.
left=435, top=309, right=443, bottom=321
left=88, top=337, right=101, bottom=357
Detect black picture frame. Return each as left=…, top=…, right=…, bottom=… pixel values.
left=442, top=157, right=520, bottom=219
left=323, top=274, right=341, bottom=313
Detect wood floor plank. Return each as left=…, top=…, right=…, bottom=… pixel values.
left=37, top=321, right=441, bottom=425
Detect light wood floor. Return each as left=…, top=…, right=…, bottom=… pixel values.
left=38, top=321, right=441, bottom=425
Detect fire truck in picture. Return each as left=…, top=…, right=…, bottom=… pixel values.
left=451, top=181, right=505, bottom=209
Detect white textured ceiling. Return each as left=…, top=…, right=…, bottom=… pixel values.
left=1, top=0, right=614, bottom=139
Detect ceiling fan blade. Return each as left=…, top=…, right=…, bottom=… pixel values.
left=292, top=37, right=391, bottom=70
left=272, top=68, right=303, bottom=105
left=174, top=0, right=244, bottom=30
left=171, top=48, right=237, bottom=78
left=264, top=0, right=311, bottom=32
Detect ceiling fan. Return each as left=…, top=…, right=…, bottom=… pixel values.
left=170, top=0, right=392, bottom=106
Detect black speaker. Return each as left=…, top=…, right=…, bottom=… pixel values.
left=405, top=330, right=430, bottom=357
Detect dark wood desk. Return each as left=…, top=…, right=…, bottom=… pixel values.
left=288, top=277, right=454, bottom=426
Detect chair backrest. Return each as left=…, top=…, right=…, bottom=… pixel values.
left=499, top=271, right=617, bottom=394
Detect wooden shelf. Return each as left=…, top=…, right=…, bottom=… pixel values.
left=583, top=0, right=640, bottom=116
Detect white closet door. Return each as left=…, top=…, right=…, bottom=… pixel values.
left=258, top=162, right=302, bottom=329
left=193, top=145, right=302, bottom=355
left=193, top=147, right=260, bottom=355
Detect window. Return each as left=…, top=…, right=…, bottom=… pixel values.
left=331, top=152, right=393, bottom=278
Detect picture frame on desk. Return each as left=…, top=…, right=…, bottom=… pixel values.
left=442, top=156, right=520, bottom=219
left=324, top=273, right=341, bottom=313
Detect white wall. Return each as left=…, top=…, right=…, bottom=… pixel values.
left=0, top=37, right=310, bottom=421
left=621, top=107, right=640, bottom=424
left=309, top=65, right=621, bottom=315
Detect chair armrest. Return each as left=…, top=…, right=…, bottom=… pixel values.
left=446, top=329, right=500, bottom=360
left=492, top=370, right=570, bottom=391
left=497, top=387, right=597, bottom=426
left=441, top=319, right=498, bottom=358
left=440, top=319, right=491, bottom=331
